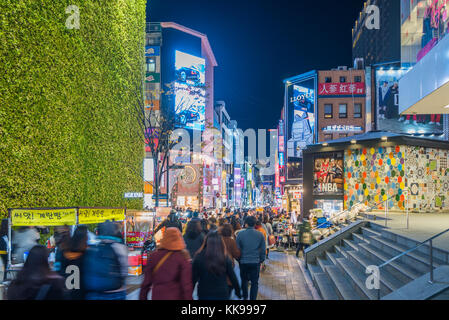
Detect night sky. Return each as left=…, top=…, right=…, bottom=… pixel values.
left=148, top=0, right=365, bottom=130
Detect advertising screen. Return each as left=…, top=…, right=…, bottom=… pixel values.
left=286, top=78, right=315, bottom=158
left=401, top=0, right=449, bottom=63
left=313, top=152, right=344, bottom=196
left=174, top=51, right=206, bottom=131
left=376, top=68, right=443, bottom=135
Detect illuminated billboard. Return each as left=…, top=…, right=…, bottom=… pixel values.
left=401, top=0, right=449, bottom=64
left=174, top=50, right=206, bottom=130
left=313, top=153, right=344, bottom=196
left=376, top=68, right=443, bottom=135
left=286, top=78, right=315, bottom=158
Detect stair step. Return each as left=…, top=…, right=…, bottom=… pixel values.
left=371, top=236, right=445, bottom=268
left=353, top=232, right=370, bottom=242
left=313, top=272, right=340, bottom=300
left=335, top=257, right=377, bottom=300
left=360, top=227, right=382, bottom=238
left=307, top=263, right=324, bottom=279
left=342, top=238, right=359, bottom=252
left=324, top=265, right=361, bottom=300
left=346, top=250, right=405, bottom=293
left=317, top=257, right=332, bottom=272
left=358, top=243, right=421, bottom=281
left=325, top=251, right=342, bottom=265
left=335, top=245, right=350, bottom=258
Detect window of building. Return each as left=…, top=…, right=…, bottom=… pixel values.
left=339, top=133, right=348, bottom=138
left=325, top=77, right=332, bottom=83
left=324, top=104, right=333, bottom=118
left=339, top=104, right=347, bottom=118
left=354, top=76, right=362, bottom=83
left=354, top=103, right=362, bottom=118
left=146, top=57, right=156, bottom=73
left=340, top=76, right=346, bottom=83
left=324, top=134, right=333, bottom=141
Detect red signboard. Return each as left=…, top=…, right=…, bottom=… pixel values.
left=126, top=232, right=150, bottom=246
left=318, top=83, right=365, bottom=95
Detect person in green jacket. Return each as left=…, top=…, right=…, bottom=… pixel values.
left=295, top=220, right=315, bottom=257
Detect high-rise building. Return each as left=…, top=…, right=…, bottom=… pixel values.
left=143, top=22, right=218, bottom=209
left=352, top=0, right=401, bottom=66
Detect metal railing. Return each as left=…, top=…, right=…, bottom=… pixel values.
left=376, top=227, right=449, bottom=300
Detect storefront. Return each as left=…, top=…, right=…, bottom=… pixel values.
left=303, top=131, right=449, bottom=217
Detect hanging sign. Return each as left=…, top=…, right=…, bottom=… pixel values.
left=10, top=208, right=77, bottom=226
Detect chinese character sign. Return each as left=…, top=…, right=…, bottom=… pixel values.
left=318, top=83, right=365, bottom=96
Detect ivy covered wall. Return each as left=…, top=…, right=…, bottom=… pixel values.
left=0, top=0, right=146, bottom=217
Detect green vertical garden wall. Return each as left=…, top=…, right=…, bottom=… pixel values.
left=0, top=0, right=146, bottom=217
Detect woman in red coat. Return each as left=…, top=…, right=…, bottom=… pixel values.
left=139, top=227, right=193, bottom=300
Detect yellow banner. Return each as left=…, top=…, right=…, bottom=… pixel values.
left=78, top=208, right=125, bottom=224
left=11, top=208, right=77, bottom=226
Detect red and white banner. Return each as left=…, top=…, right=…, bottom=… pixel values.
left=319, top=83, right=365, bottom=95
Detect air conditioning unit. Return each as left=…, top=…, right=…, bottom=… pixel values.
left=337, top=66, right=348, bottom=71
left=354, top=58, right=365, bottom=70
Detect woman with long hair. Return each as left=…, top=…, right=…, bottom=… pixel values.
left=183, top=220, right=205, bottom=260
left=192, top=231, right=241, bottom=300
left=7, top=245, right=66, bottom=300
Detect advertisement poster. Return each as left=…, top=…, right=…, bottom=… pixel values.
left=313, top=153, right=344, bottom=195
left=174, top=50, right=206, bottom=131
left=287, top=78, right=315, bottom=158
left=78, top=208, right=125, bottom=224
left=376, top=68, right=443, bottom=135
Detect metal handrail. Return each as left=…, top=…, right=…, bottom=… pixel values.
left=376, top=227, right=449, bottom=300
left=312, top=201, right=362, bottom=231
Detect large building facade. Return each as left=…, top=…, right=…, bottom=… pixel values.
left=143, top=22, right=218, bottom=210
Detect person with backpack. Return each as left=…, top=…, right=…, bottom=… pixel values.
left=83, top=221, right=128, bottom=300
left=140, top=227, right=192, bottom=300
left=192, top=231, right=241, bottom=300
left=7, top=245, right=66, bottom=300
left=154, top=210, right=182, bottom=234
left=236, top=216, right=266, bottom=300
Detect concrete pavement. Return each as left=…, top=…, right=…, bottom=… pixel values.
left=126, top=251, right=314, bottom=300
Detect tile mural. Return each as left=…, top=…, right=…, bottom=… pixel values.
left=344, top=145, right=449, bottom=212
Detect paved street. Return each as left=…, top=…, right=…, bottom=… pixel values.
left=127, top=251, right=314, bottom=300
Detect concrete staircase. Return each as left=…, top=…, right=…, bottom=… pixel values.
left=306, top=222, right=449, bottom=300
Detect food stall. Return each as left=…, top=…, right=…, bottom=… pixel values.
left=6, top=206, right=126, bottom=278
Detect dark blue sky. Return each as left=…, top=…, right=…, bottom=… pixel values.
left=148, top=0, right=365, bottom=130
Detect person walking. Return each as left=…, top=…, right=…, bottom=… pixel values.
left=11, top=226, right=40, bottom=264
left=83, top=221, right=128, bottom=300
left=140, top=227, right=192, bottom=300
left=208, top=217, right=218, bottom=232
left=263, top=216, right=274, bottom=259
left=7, top=245, right=66, bottom=300
left=236, top=216, right=266, bottom=300
left=218, top=224, right=241, bottom=298
left=154, top=210, right=183, bottom=234
left=183, top=220, right=205, bottom=260
left=192, top=231, right=241, bottom=300
left=57, top=225, right=89, bottom=300
left=0, top=219, right=9, bottom=282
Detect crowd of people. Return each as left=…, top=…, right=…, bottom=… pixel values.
left=0, top=207, right=317, bottom=300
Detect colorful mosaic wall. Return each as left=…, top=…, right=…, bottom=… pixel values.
left=344, top=146, right=407, bottom=211
left=344, top=145, right=449, bottom=212
left=404, top=146, right=449, bottom=212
